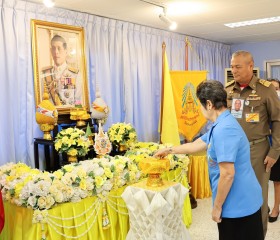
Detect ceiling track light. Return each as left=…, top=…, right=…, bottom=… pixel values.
left=43, top=0, right=55, bottom=8
left=159, top=11, right=177, bottom=30
left=138, top=0, right=178, bottom=31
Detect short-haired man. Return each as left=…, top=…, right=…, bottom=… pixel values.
left=225, top=50, right=280, bottom=237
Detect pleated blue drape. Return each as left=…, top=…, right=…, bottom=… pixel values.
left=0, top=0, right=230, bottom=167
left=187, top=36, right=231, bottom=82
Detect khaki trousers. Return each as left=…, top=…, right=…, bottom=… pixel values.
left=250, top=139, right=270, bottom=237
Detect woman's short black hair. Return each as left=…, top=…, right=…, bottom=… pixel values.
left=196, top=80, right=227, bottom=110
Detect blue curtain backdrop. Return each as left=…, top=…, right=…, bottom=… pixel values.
left=187, top=36, right=231, bottom=81
left=0, top=0, right=230, bottom=167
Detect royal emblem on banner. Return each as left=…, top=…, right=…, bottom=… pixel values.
left=170, top=71, right=207, bottom=141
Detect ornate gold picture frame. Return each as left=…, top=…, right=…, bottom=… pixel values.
left=31, top=19, right=89, bottom=114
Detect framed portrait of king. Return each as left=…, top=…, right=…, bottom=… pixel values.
left=31, top=19, right=89, bottom=114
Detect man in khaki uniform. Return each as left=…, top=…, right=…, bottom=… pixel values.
left=225, top=50, right=280, bottom=237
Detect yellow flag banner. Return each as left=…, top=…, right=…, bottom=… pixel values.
left=170, top=71, right=207, bottom=142
left=160, top=53, right=181, bottom=146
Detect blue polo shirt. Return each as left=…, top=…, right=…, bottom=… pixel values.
left=201, top=110, right=263, bottom=218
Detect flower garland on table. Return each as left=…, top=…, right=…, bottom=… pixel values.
left=54, top=127, right=91, bottom=157
left=107, top=122, right=137, bottom=148
left=0, top=162, right=41, bottom=206
left=0, top=156, right=141, bottom=212
left=0, top=143, right=188, bottom=212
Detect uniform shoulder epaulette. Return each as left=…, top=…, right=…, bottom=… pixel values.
left=41, top=66, right=53, bottom=71
left=68, top=67, right=79, bottom=74
left=258, top=79, right=271, bottom=87
left=225, top=80, right=235, bottom=87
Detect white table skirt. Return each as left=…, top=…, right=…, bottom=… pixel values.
left=122, top=180, right=191, bottom=240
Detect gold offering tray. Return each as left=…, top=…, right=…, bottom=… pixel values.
left=139, top=157, right=170, bottom=187
left=70, top=107, right=90, bottom=126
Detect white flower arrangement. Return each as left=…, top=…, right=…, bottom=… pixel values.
left=54, top=127, right=91, bottom=156
left=107, top=122, right=137, bottom=147
left=0, top=155, right=141, bottom=211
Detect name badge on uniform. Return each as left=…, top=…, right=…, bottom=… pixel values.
left=245, top=113, right=260, bottom=122
left=231, top=98, right=244, bottom=119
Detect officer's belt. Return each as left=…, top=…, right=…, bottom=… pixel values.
left=249, top=137, right=267, bottom=146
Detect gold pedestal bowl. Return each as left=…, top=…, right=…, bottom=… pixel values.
left=39, top=123, right=54, bottom=140
left=139, top=157, right=170, bottom=187
left=67, top=153, right=78, bottom=163
left=70, top=107, right=90, bottom=127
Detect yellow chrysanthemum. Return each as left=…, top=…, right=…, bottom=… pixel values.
left=53, top=170, right=64, bottom=179
left=104, top=167, right=113, bottom=178
left=95, top=176, right=105, bottom=188
left=68, top=148, right=78, bottom=156
left=63, top=165, right=75, bottom=172
left=79, top=179, right=87, bottom=190
left=65, top=128, right=74, bottom=134
left=15, top=182, right=24, bottom=197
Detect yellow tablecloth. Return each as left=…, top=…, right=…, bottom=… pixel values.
left=0, top=168, right=191, bottom=240
left=188, top=153, right=212, bottom=199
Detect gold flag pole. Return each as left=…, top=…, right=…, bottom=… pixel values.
left=185, top=37, right=189, bottom=71
left=160, top=42, right=166, bottom=143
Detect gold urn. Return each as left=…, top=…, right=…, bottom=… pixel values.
left=139, top=157, right=170, bottom=187
left=35, top=89, right=58, bottom=140
left=67, top=153, right=78, bottom=163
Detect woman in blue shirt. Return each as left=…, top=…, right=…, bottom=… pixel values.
left=155, top=80, right=263, bottom=240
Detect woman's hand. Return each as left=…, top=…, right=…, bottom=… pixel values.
left=212, top=205, right=222, bottom=223
left=153, top=147, right=171, bottom=159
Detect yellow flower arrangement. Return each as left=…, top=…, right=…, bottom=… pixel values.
left=107, top=122, right=137, bottom=147
left=54, top=127, right=91, bottom=156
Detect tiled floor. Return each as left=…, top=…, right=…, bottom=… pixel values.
left=188, top=181, right=280, bottom=239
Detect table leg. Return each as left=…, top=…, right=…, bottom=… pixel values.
left=51, top=145, right=60, bottom=171
left=34, top=142, right=39, bottom=169
left=44, top=145, right=51, bottom=171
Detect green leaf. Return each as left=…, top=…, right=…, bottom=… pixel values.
left=88, top=171, right=94, bottom=178
left=124, top=172, right=130, bottom=181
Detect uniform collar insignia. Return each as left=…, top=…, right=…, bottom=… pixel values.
left=54, top=62, right=67, bottom=73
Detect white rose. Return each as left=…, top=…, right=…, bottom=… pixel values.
left=54, top=192, right=64, bottom=203
left=37, top=196, right=47, bottom=209
left=94, top=167, right=105, bottom=177
left=27, top=196, right=37, bottom=208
